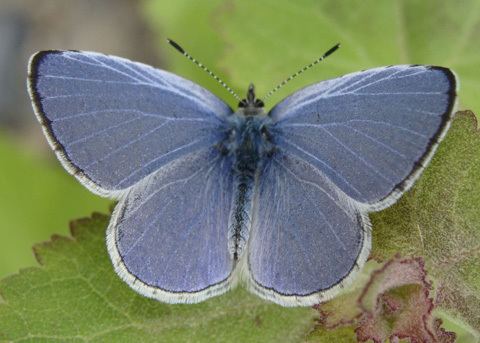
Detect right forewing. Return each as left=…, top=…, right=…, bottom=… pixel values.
left=28, top=50, right=232, bottom=197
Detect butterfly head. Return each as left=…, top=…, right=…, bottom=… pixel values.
left=238, top=83, right=264, bottom=116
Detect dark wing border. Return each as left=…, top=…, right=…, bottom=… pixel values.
left=28, top=50, right=116, bottom=198
left=364, top=66, right=458, bottom=211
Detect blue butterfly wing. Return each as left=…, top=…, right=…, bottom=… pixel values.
left=246, top=152, right=370, bottom=306
left=269, top=65, right=457, bottom=210
left=28, top=50, right=232, bottom=197
left=107, top=147, right=236, bottom=302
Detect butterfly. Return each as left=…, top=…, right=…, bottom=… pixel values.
left=27, top=40, right=457, bottom=306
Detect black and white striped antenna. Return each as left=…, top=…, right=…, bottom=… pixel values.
left=167, top=38, right=241, bottom=102
left=262, top=43, right=341, bottom=103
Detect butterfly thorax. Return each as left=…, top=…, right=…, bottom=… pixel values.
left=222, top=83, right=275, bottom=166
left=230, top=116, right=268, bottom=172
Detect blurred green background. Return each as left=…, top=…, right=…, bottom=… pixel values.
left=0, top=0, right=478, bottom=283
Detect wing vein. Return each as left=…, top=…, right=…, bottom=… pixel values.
left=277, top=136, right=364, bottom=197
left=122, top=197, right=176, bottom=258
left=113, top=59, right=161, bottom=84
left=83, top=120, right=173, bottom=169
left=65, top=116, right=145, bottom=148
left=309, top=126, right=394, bottom=182
left=115, top=138, right=215, bottom=189
left=53, top=108, right=213, bottom=123
left=127, top=156, right=220, bottom=217
left=283, top=120, right=428, bottom=138
left=342, top=68, right=411, bottom=94
left=62, top=54, right=143, bottom=83
left=340, top=123, right=408, bottom=159
left=275, top=159, right=351, bottom=253
left=273, top=156, right=354, bottom=220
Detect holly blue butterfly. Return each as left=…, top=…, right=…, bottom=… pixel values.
left=27, top=40, right=457, bottom=306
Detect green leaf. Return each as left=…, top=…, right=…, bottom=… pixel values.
left=306, top=325, right=357, bottom=342
left=0, top=213, right=316, bottom=342
left=315, top=256, right=456, bottom=343
left=370, top=111, right=480, bottom=335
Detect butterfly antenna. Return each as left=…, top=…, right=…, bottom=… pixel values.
left=167, top=38, right=241, bottom=101
left=262, top=43, right=341, bottom=103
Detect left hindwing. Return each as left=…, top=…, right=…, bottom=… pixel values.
left=245, top=152, right=370, bottom=306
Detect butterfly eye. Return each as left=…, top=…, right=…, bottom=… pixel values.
left=254, top=99, right=264, bottom=108
left=238, top=99, right=247, bottom=108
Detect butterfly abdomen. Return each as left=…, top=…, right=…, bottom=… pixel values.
left=227, top=115, right=275, bottom=260
left=228, top=173, right=255, bottom=260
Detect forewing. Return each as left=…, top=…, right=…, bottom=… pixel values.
left=28, top=50, right=232, bottom=197
left=107, top=147, right=235, bottom=303
left=269, top=65, right=457, bottom=210
left=246, top=152, right=370, bottom=306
